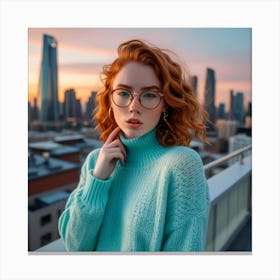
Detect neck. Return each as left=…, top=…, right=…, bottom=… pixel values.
left=120, top=129, right=166, bottom=166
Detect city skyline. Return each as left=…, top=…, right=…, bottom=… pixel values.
left=28, top=28, right=252, bottom=111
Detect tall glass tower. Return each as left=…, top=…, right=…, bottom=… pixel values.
left=233, top=92, right=245, bottom=124
left=204, top=68, right=216, bottom=129
left=38, top=34, right=59, bottom=122
left=190, top=75, right=198, bottom=97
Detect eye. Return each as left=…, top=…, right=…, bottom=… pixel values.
left=117, top=89, right=131, bottom=97
left=142, top=92, right=157, bottom=98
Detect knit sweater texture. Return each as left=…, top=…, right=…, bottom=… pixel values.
left=58, top=129, right=210, bottom=252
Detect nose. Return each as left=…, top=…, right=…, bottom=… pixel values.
left=129, top=93, right=142, bottom=113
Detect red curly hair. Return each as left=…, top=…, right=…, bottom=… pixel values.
left=94, top=39, right=208, bottom=147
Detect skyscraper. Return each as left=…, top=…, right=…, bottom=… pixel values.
left=85, top=91, right=97, bottom=122
left=217, top=103, right=226, bottom=119
left=204, top=68, right=216, bottom=129
left=190, top=75, right=198, bottom=97
left=63, top=88, right=83, bottom=120
left=64, top=89, right=76, bottom=120
left=38, top=34, right=59, bottom=122
left=229, top=89, right=234, bottom=120
left=232, top=92, right=245, bottom=124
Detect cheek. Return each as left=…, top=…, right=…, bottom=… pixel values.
left=111, top=106, right=125, bottom=123
left=148, top=109, right=163, bottom=123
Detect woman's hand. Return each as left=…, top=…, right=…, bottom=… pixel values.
left=93, top=127, right=126, bottom=180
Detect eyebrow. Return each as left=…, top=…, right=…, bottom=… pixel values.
left=114, top=84, right=162, bottom=92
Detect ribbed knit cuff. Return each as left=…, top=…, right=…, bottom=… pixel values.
left=81, top=170, right=112, bottom=210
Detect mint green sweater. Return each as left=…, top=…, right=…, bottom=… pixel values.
left=58, top=129, right=210, bottom=251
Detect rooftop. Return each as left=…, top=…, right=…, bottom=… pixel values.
left=28, top=141, right=79, bottom=155
left=28, top=153, right=79, bottom=180
left=29, top=190, right=72, bottom=211
left=37, top=190, right=71, bottom=205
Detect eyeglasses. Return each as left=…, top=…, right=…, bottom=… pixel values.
left=111, top=88, right=164, bottom=110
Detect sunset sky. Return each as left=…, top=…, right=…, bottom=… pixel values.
left=28, top=28, right=251, bottom=111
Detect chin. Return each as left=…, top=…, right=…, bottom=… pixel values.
left=123, top=129, right=145, bottom=139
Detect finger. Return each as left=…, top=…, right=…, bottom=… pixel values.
left=107, top=139, right=127, bottom=157
left=105, top=127, right=121, bottom=144
left=109, top=151, right=125, bottom=165
left=106, top=146, right=126, bottom=162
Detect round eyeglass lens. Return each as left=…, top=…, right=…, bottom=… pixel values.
left=140, top=92, right=161, bottom=109
left=112, top=89, right=162, bottom=109
left=112, top=89, right=131, bottom=107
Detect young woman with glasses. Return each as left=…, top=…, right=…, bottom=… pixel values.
left=59, top=39, right=210, bottom=252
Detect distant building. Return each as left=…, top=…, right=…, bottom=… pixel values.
left=28, top=189, right=72, bottom=251
left=215, top=120, right=239, bottom=153
left=232, top=92, right=245, bottom=124
left=228, top=134, right=252, bottom=165
left=28, top=153, right=80, bottom=196
left=216, top=120, right=239, bottom=140
left=28, top=141, right=81, bottom=163
left=85, top=91, right=97, bottom=124
left=29, top=133, right=102, bottom=165
left=54, top=134, right=102, bottom=163
left=244, top=116, right=252, bottom=129
left=28, top=153, right=80, bottom=251
left=190, top=75, right=198, bottom=98
left=63, top=89, right=82, bottom=120
left=246, top=101, right=252, bottom=117
left=38, top=34, right=59, bottom=122
left=229, top=89, right=234, bottom=120
left=64, top=88, right=78, bottom=120
left=28, top=98, right=39, bottom=127
left=204, top=68, right=216, bottom=130
left=75, top=99, right=82, bottom=119
left=244, top=101, right=252, bottom=129
left=217, top=103, right=226, bottom=119
left=28, top=101, right=31, bottom=126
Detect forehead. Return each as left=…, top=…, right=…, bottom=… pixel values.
left=112, top=61, right=161, bottom=89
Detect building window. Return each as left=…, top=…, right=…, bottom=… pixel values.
left=40, top=214, right=51, bottom=226
left=40, top=232, right=52, bottom=246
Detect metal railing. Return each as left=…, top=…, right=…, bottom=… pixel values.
left=205, top=145, right=252, bottom=251
left=204, top=145, right=252, bottom=172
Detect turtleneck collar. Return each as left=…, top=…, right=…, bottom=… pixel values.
left=120, top=128, right=166, bottom=167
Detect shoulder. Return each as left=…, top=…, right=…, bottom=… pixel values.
left=163, top=146, right=203, bottom=167
left=161, top=146, right=205, bottom=181
left=162, top=147, right=207, bottom=198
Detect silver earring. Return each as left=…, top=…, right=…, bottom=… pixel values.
left=163, top=112, right=168, bottom=122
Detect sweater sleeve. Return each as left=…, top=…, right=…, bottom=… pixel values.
left=58, top=150, right=112, bottom=251
left=162, top=148, right=210, bottom=251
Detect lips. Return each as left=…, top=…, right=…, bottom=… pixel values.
left=127, top=118, right=143, bottom=124
left=126, top=118, right=143, bottom=128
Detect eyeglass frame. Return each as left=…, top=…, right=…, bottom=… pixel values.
left=110, top=88, right=164, bottom=110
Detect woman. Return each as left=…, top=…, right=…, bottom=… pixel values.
left=58, top=39, right=210, bottom=252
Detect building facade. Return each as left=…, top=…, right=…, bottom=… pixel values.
left=228, top=134, right=252, bottom=165
left=204, top=68, right=216, bottom=130
left=190, top=75, right=198, bottom=98
left=28, top=153, right=80, bottom=251
left=232, top=92, right=245, bottom=124
left=38, top=34, right=59, bottom=122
